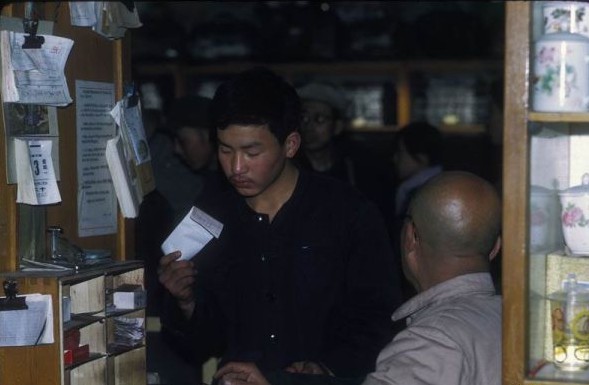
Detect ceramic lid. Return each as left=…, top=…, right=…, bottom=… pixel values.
left=548, top=289, right=589, bottom=303
left=531, top=185, right=555, bottom=196
left=560, top=173, right=589, bottom=196
left=548, top=274, right=589, bottom=302
left=537, top=31, right=589, bottom=43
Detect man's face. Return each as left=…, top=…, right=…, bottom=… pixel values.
left=300, top=100, right=336, bottom=151
left=174, top=126, right=214, bottom=171
left=217, top=124, right=293, bottom=198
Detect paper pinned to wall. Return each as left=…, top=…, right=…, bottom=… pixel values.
left=69, top=2, right=142, bottom=40
left=14, top=138, right=61, bottom=205
left=0, top=30, right=73, bottom=106
left=75, top=80, right=117, bottom=237
left=0, top=293, right=54, bottom=347
left=105, top=134, right=141, bottom=218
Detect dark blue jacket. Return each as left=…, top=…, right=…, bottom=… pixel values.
left=162, top=169, right=403, bottom=378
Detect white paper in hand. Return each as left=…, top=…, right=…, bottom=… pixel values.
left=161, top=207, right=223, bottom=260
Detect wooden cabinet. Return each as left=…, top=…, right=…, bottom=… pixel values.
left=503, top=2, right=589, bottom=384
left=0, top=262, right=145, bottom=385
left=0, top=3, right=144, bottom=385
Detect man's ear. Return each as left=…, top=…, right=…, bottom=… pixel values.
left=488, top=237, right=502, bottom=261
left=401, top=220, right=421, bottom=291
left=285, top=132, right=301, bottom=158
left=403, top=220, right=419, bottom=254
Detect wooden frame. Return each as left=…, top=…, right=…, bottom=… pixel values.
left=502, top=2, right=530, bottom=384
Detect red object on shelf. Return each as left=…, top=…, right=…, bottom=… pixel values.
left=63, top=349, right=73, bottom=365
left=63, top=329, right=80, bottom=351
left=72, top=344, right=90, bottom=363
left=63, top=344, right=90, bottom=366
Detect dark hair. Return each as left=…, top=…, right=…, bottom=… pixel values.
left=394, top=121, right=443, bottom=165
left=210, top=67, right=302, bottom=144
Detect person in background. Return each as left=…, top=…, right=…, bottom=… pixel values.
left=135, top=83, right=202, bottom=385
left=214, top=171, right=502, bottom=385
left=170, top=95, right=216, bottom=172
left=392, top=121, right=443, bottom=222
left=138, top=89, right=225, bottom=319
left=390, top=121, right=444, bottom=300
left=135, top=82, right=177, bottom=317
left=158, top=67, right=403, bottom=380
left=295, top=82, right=395, bottom=227
left=167, top=94, right=228, bottom=208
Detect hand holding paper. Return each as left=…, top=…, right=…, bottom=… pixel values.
left=159, top=206, right=223, bottom=317
left=161, top=206, right=223, bottom=260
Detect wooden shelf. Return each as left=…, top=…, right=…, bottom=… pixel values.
left=529, top=112, right=589, bottom=123
left=503, top=3, right=589, bottom=385
left=65, top=353, right=107, bottom=370
left=64, top=314, right=104, bottom=332
left=0, top=263, right=145, bottom=385
left=134, top=59, right=502, bottom=128
left=135, top=59, right=503, bottom=76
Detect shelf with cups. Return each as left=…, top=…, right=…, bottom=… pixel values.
left=504, top=2, right=589, bottom=384
left=527, top=122, right=589, bottom=382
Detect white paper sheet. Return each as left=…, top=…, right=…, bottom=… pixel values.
left=75, top=80, right=118, bottom=237
left=0, top=30, right=73, bottom=106
left=69, top=1, right=98, bottom=27
left=161, top=207, right=223, bottom=261
left=0, top=293, right=54, bottom=347
left=69, top=2, right=141, bottom=39
left=15, top=138, right=61, bottom=205
left=105, top=134, right=141, bottom=218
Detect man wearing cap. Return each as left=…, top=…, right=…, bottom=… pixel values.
left=295, top=82, right=395, bottom=229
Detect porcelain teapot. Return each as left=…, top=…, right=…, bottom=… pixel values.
left=559, top=173, right=589, bottom=255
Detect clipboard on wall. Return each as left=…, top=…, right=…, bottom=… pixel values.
left=0, top=280, right=54, bottom=347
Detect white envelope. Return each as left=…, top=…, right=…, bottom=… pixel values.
left=161, top=207, right=223, bottom=261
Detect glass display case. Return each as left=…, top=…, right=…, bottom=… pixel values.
left=503, top=2, right=589, bottom=384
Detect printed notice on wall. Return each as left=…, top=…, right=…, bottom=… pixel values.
left=75, top=80, right=118, bottom=237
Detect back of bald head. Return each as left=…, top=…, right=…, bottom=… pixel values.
left=409, top=171, right=501, bottom=259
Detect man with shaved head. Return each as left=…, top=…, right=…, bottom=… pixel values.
left=362, top=171, right=502, bottom=385
left=214, top=171, right=501, bottom=385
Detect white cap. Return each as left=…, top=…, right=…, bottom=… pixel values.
left=296, top=82, right=349, bottom=116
